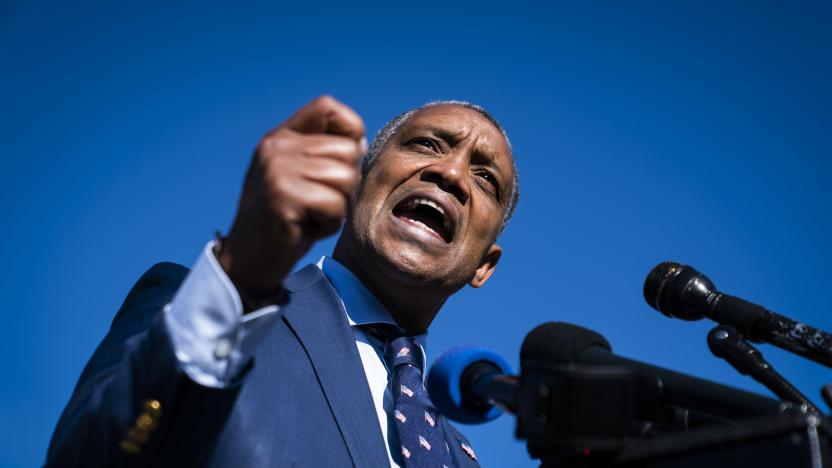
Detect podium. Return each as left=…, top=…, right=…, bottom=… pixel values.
left=545, top=412, right=831, bottom=468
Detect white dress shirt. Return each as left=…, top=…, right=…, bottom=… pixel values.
left=163, top=241, right=426, bottom=467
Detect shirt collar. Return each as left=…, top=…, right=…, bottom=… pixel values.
left=318, top=256, right=427, bottom=350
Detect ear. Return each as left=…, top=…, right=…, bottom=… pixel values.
left=469, top=243, right=502, bottom=288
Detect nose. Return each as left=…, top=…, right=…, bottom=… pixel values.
left=420, top=153, right=471, bottom=205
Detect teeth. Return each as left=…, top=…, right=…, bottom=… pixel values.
left=408, top=218, right=438, bottom=236
left=404, top=197, right=452, bottom=233
left=406, top=197, right=445, bottom=215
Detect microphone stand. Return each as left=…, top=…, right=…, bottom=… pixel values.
left=707, top=325, right=824, bottom=416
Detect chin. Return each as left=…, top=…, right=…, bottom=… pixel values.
left=349, top=210, right=468, bottom=290
left=379, top=245, right=434, bottom=280
left=377, top=241, right=476, bottom=294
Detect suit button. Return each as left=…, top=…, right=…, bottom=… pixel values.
left=119, top=399, right=163, bottom=455
left=127, top=426, right=150, bottom=444
left=143, top=399, right=162, bottom=417
left=119, top=439, right=141, bottom=455
left=136, top=413, right=155, bottom=429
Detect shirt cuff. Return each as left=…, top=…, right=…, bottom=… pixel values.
left=163, top=240, right=280, bottom=388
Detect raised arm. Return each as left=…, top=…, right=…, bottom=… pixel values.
left=46, top=96, right=366, bottom=466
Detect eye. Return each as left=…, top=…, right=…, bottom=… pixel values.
left=476, top=170, right=501, bottom=198
left=410, top=137, right=439, bottom=152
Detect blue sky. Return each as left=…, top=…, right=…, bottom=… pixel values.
left=2, top=1, right=830, bottom=466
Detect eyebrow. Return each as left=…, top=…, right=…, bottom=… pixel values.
left=405, top=125, right=499, bottom=159
left=412, top=125, right=466, bottom=145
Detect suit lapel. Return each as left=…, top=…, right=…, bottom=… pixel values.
left=442, top=417, right=481, bottom=468
left=282, top=265, right=390, bottom=467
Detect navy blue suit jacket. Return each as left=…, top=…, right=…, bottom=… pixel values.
left=47, top=262, right=480, bottom=467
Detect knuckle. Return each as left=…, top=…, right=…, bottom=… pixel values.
left=321, top=191, right=348, bottom=217
left=258, top=135, right=279, bottom=155
left=275, top=203, right=302, bottom=227
left=305, top=95, right=337, bottom=118
left=267, top=172, right=293, bottom=198
left=349, top=143, right=364, bottom=162
left=324, top=161, right=359, bottom=188
left=333, top=191, right=349, bottom=213
left=352, top=116, right=366, bottom=134
left=314, top=94, right=337, bottom=108
left=344, top=166, right=360, bottom=188
left=334, top=138, right=361, bottom=159
left=347, top=138, right=362, bottom=154
left=259, top=135, right=297, bottom=163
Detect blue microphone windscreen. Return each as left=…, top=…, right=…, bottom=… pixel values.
left=426, top=345, right=512, bottom=424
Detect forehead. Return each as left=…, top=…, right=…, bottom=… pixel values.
left=399, top=104, right=513, bottom=163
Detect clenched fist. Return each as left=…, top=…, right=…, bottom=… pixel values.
left=218, top=96, right=366, bottom=305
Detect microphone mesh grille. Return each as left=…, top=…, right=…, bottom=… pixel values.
left=643, top=261, right=682, bottom=310
left=520, top=322, right=611, bottom=366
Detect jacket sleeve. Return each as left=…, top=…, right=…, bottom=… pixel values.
left=45, top=262, right=245, bottom=467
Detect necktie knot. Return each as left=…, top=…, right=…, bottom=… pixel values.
left=387, top=335, right=423, bottom=372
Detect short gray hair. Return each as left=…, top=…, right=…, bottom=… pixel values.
left=361, top=100, right=520, bottom=231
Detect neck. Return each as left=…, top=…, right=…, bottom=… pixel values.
left=332, top=235, right=447, bottom=334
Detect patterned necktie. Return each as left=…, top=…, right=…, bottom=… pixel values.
left=386, top=335, right=454, bottom=468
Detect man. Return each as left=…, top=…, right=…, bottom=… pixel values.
left=47, top=96, right=519, bottom=467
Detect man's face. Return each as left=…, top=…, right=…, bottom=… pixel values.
left=347, top=104, right=514, bottom=292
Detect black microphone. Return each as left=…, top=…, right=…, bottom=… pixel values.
left=644, top=261, right=832, bottom=368
left=522, top=322, right=782, bottom=424
left=707, top=325, right=823, bottom=415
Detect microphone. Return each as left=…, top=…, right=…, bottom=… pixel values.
left=426, top=345, right=516, bottom=424
left=644, top=261, right=832, bottom=368
left=523, top=322, right=782, bottom=424
left=707, top=325, right=823, bottom=415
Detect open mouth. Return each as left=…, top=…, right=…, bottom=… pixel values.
left=392, top=196, right=454, bottom=243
